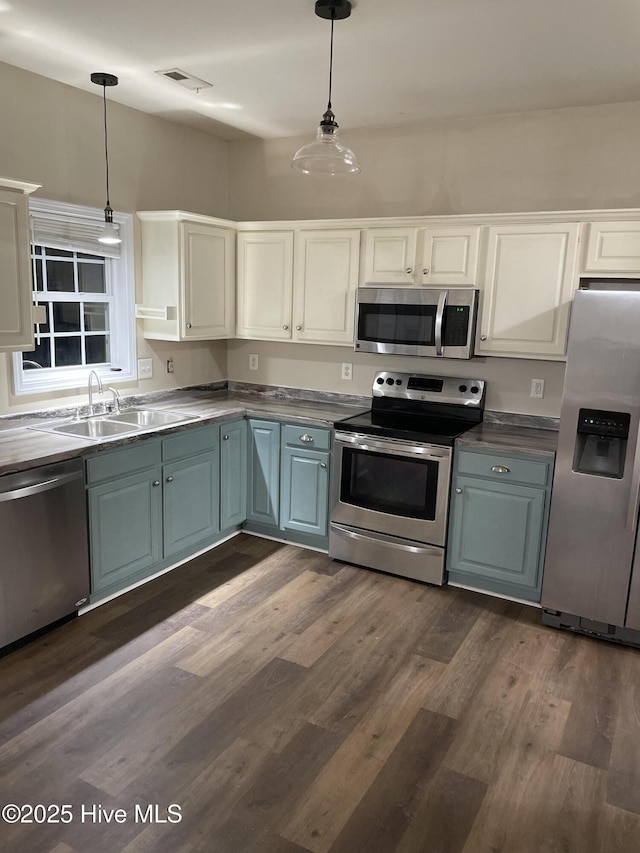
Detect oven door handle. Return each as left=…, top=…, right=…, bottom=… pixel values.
left=334, top=432, right=450, bottom=462
left=434, top=290, right=447, bottom=356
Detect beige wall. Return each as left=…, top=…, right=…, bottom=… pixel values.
left=0, top=63, right=229, bottom=415
left=225, top=100, right=640, bottom=417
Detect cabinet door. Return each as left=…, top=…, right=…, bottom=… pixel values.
left=293, top=229, right=360, bottom=345
left=182, top=222, right=234, bottom=339
left=419, top=227, right=480, bottom=286
left=247, top=419, right=280, bottom=526
left=448, top=475, right=545, bottom=594
left=163, top=451, right=220, bottom=558
left=89, top=468, right=163, bottom=594
left=0, top=185, right=36, bottom=352
left=280, top=446, right=330, bottom=537
left=236, top=232, right=294, bottom=339
left=361, top=228, right=418, bottom=284
left=477, top=223, right=579, bottom=358
left=583, top=221, right=640, bottom=273
left=220, top=419, right=247, bottom=529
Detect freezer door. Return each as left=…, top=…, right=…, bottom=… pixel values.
left=541, top=289, right=640, bottom=625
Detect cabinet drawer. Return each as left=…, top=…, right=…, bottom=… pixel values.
left=86, top=440, right=161, bottom=484
left=456, top=450, right=550, bottom=487
left=282, top=424, right=331, bottom=450
left=162, top=424, right=219, bottom=462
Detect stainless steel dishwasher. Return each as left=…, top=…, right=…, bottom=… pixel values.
left=0, top=458, right=90, bottom=650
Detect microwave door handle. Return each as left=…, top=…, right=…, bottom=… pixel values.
left=435, top=291, right=447, bottom=356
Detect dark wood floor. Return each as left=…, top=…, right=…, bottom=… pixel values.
left=2, top=533, right=640, bottom=852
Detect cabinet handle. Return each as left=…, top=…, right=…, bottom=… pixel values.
left=296, top=325, right=302, bottom=331
left=423, top=268, right=429, bottom=275
left=455, top=488, right=462, bottom=494
left=223, top=434, right=229, bottom=440
left=152, top=480, right=160, bottom=487
left=480, top=335, right=487, bottom=341
left=405, top=267, right=413, bottom=274
left=491, top=465, right=510, bottom=474
left=320, top=462, right=327, bottom=469
left=300, top=434, right=314, bottom=443
left=283, top=325, right=289, bottom=330
left=186, top=322, right=192, bottom=329
left=166, top=476, right=174, bottom=483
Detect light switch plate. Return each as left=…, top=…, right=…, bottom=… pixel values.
left=138, top=358, right=153, bottom=379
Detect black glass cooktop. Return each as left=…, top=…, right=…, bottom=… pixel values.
left=334, top=410, right=477, bottom=447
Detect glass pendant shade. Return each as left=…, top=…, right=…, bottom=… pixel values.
left=292, top=113, right=360, bottom=176
left=98, top=220, right=121, bottom=245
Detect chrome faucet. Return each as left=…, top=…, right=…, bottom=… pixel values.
left=107, top=386, right=121, bottom=414
left=87, top=370, right=103, bottom=416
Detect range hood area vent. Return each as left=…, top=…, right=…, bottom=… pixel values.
left=155, top=68, right=213, bottom=92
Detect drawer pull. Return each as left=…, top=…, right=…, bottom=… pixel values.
left=300, top=434, right=314, bottom=443
left=223, top=434, right=229, bottom=440
left=455, top=488, right=462, bottom=494
left=152, top=480, right=160, bottom=487
left=166, top=476, right=174, bottom=483
left=320, top=462, right=327, bottom=469
left=491, top=465, right=510, bottom=474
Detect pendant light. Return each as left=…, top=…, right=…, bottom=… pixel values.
left=91, top=72, right=121, bottom=245
left=292, top=0, right=360, bottom=176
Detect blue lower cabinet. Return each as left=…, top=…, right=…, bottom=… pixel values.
left=280, top=446, right=330, bottom=538
left=163, top=450, right=220, bottom=557
left=446, top=449, right=553, bottom=602
left=88, top=467, right=163, bottom=595
left=246, top=419, right=281, bottom=527
left=220, top=419, right=247, bottom=529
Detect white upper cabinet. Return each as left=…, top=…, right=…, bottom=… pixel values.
left=236, top=231, right=294, bottom=340
left=477, top=223, right=580, bottom=359
left=236, top=228, right=360, bottom=346
left=0, top=178, right=41, bottom=352
left=583, top=221, right=640, bottom=273
left=293, top=230, right=360, bottom=345
left=362, top=225, right=480, bottom=286
left=362, top=227, right=418, bottom=284
left=137, top=212, right=235, bottom=341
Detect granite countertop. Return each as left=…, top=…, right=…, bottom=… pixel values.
left=456, top=422, right=558, bottom=458
left=0, top=392, right=368, bottom=477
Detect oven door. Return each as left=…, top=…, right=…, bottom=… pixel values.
left=331, top=431, right=452, bottom=546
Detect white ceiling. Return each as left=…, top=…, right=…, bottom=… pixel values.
left=2, top=0, right=640, bottom=141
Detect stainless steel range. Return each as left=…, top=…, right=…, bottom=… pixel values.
left=329, top=371, right=485, bottom=584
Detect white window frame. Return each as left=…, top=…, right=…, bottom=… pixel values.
left=12, top=199, right=136, bottom=395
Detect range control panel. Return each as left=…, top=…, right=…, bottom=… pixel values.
left=372, top=371, right=485, bottom=407
left=576, top=408, right=630, bottom=439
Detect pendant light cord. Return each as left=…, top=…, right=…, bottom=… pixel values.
left=327, top=12, right=334, bottom=110
left=102, top=85, right=111, bottom=208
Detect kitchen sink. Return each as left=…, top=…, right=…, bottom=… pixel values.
left=105, top=409, right=199, bottom=428
left=47, top=419, right=142, bottom=439
left=28, top=408, right=201, bottom=442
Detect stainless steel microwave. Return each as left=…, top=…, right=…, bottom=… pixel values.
left=355, top=287, right=479, bottom=359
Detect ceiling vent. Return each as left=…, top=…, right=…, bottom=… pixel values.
left=155, top=68, right=212, bottom=92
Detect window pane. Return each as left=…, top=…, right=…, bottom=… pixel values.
left=46, top=260, right=74, bottom=292
left=54, top=337, right=81, bottom=366
left=86, top=335, right=109, bottom=364
left=33, top=258, right=43, bottom=291
left=53, top=302, right=81, bottom=332
left=78, top=252, right=103, bottom=261
left=35, top=302, right=51, bottom=333
left=84, top=303, right=108, bottom=331
left=33, top=245, right=42, bottom=256
left=46, top=248, right=73, bottom=258
left=22, top=338, right=51, bottom=369
left=78, top=262, right=105, bottom=293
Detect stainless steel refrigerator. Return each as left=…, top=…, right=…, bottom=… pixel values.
left=542, top=282, right=640, bottom=645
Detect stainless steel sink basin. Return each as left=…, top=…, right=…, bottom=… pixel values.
left=106, top=409, right=198, bottom=428
left=47, top=419, right=142, bottom=439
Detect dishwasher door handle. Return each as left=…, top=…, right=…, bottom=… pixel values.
left=0, top=470, right=83, bottom=502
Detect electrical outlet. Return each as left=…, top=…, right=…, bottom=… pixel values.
left=166, top=357, right=174, bottom=374
left=530, top=378, right=545, bottom=398
left=341, top=362, right=353, bottom=381
left=249, top=354, right=259, bottom=371
left=138, top=358, right=153, bottom=380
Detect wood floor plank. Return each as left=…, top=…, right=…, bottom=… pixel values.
left=559, top=688, right=617, bottom=769
left=327, top=708, right=457, bottom=853
left=607, top=681, right=640, bottom=814
left=280, top=654, right=443, bottom=853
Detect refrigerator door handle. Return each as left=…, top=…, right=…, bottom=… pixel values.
left=627, top=436, right=640, bottom=531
